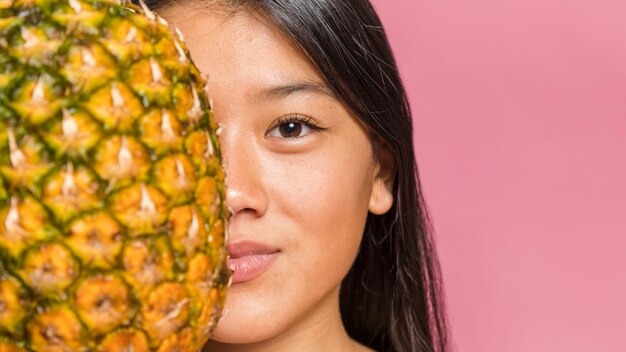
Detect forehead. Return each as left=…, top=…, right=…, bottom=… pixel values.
left=161, top=5, right=326, bottom=96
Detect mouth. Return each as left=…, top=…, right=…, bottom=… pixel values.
left=226, top=240, right=280, bottom=284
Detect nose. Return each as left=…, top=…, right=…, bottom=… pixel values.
left=218, top=122, right=268, bottom=219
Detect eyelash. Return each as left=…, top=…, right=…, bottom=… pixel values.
left=266, top=113, right=326, bottom=139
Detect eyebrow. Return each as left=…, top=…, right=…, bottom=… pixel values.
left=257, top=80, right=335, bottom=102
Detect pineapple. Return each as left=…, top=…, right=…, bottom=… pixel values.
left=0, top=0, right=230, bottom=350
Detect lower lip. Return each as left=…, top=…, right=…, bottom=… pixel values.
left=227, top=252, right=279, bottom=284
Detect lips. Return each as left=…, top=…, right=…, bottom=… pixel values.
left=226, top=240, right=279, bottom=284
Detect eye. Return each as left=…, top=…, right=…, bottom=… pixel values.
left=265, top=114, right=325, bottom=139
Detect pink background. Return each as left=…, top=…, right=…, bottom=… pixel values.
left=371, top=0, right=626, bottom=351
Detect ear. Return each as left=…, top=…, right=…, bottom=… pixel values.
left=368, top=139, right=396, bottom=215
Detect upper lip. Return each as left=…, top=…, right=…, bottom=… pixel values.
left=226, top=240, right=280, bottom=258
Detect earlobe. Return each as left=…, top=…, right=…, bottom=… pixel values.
left=368, top=140, right=396, bottom=215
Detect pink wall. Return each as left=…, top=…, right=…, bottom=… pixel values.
left=370, top=0, right=626, bottom=351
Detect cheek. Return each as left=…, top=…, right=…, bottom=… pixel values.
left=267, top=143, right=374, bottom=272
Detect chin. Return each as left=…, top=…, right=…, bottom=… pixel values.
left=209, top=312, right=285, bottom=344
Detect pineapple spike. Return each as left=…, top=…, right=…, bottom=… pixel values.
left=203, top=75, right=210, bottom=96
left=155, top=298, right=189, bottom=328
left=137, top=0, right=156, bottom=21
left=160, top=110, right=175, bottom=137
left=61, top=162, right=77, bottom=197
left=5, top=197, right=22, bottom=234
left=188, top=86, right=202, bottom=122
left=157, top=15, right=168, bottom=27
left=32, top=76, right=46, bottom=103
left=7, top=128, right=26, bottom=168
left=187, top=208, right=199, bottom=240
left=149, top=57, right=163, bottom=84
left=110, top=82, right=125, bottom=108
left=81, top=47, right=96, bottom=68
left=117, top=136, right=133, bottom=169
left=204, top=132, right=214, bottom=158
left=139, top=184, right=157, bottom=214
left=124, top=27, right=138, bottom=43
left=173, top=40, right=188, bottom=63
left=175, top=159, right=187, bottom=186
left=174, top=26, right=185, bottom=42
left=20, top=27, right=38, bottom=48
left=204, top=78, right=214, bottom=108
left=215, top=124, right=223, bottom=137
left=62, top=110, right=78, bottom=137
left=68, top=0, right=82, bottom=14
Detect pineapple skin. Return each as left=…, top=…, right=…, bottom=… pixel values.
left=0, top=0, right=229, bottom=350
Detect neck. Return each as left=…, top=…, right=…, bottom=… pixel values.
left=203, top=286, right=366, bottom=352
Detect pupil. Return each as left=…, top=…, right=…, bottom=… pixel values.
left=280, top=122, right=302, bottom=137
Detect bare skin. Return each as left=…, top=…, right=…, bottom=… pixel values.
left=161, top=4, right=395, bottom=352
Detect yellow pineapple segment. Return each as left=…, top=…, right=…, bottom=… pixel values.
left=0, top=275, right=26, bottom=334
left=195, top=176, right=221, bottom=220
left=101, top=17, right=152, bottom=63
left=93, top=135, right=150, bottom=189
left=172, top=83, right=201, bottom=124
left=169, top=205, right=207, bottom=256
left=196, top=288, right=223, bottom=339
left=154, top=36, right=194, bottom=79
left=42, top=163, right=100, bottom=224
left=141, top=282, right=190, bottom=341
left=73, top=274, right=132, bottom=335
left=64, top=212, right=122, bottom=268
left=19, top=243, right=78, bottom=295
left=128, top=58, right=172, bottom=105
left=51, top=0, right=105, bottom=36
left=186, top=252, right=213, bottom=300
left=84, top=81, right=143, bottom=132
left=184, top=130, right=220, bottom=175
left=96, top=329, right=150, bottom=352
left=122, top=238, right=174, bottom=298
left=43, top=109, right=101, bottom=158
left=0, top=129, right=53, bottom=191
left=10, top=26, right=62, bottom=66
left=27, top=306, right=84, bottom=351
left=0, top=196, right=52, bottom=257
left=208, top=219, right=226, bottom=256
left=139, top=109, right=184, bottom=154
left=10, top=73, right=63, bottom=125
left=61, top=44, right=116, bottom=93
left=153, top=154, right=196, bottom=204
left=156, top=328, right=195, bottom=352
left=110, top=183, right=168, bottom=235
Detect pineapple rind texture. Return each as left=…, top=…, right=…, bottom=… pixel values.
left=0, top=0, right=229, bottom=350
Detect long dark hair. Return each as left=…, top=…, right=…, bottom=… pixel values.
left=143, top=0, right=449, bottom=351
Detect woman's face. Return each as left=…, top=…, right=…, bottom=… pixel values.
left=161, top=5, right=394, bottom=345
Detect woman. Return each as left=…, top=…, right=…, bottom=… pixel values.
left=146, top=0, right=449, bottom=351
